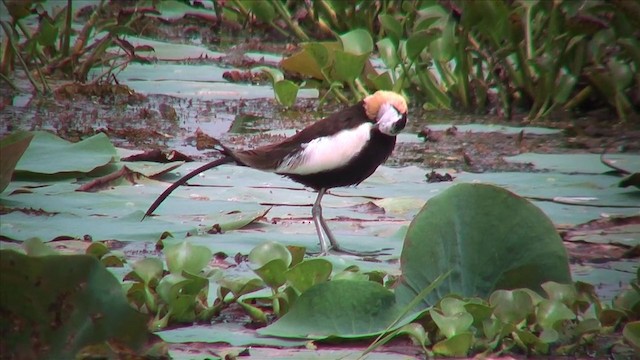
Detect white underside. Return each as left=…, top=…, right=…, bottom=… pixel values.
left=276, top=122, right=373, bottom=175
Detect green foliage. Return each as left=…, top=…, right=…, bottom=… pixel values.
left=1, top=0, right=155, bottom=90
left=0, top=249, right=152, bottom=358
left=216, top=0, right=638, bottom=120
left=395, top=183, right=572, bottom=309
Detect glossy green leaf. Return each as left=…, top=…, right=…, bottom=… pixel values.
left=405, top=30, right=435, bottom=61
left=378, top=14, right=402, bottom=41
left=430, top=309, right=473, bottom=338
left=244, top=0, right=275, bottom=23
left=0, top=250, right=149, bottom=359
left=23, top=237, right=57, bottom=256
left=15, top=132, right=116, bottom=175
left=274, top=80, right=299, bottom=108
left=259, top=280, right=409, bottom=339
left=490, top=289, right=534, bottom=324
left=541, top=281, right=578, bottom=306
left=536, top=299, right=576, bottom=330
left=249, top=241, right=292, bottom=269
left=376, top=38, right=398, bottom=68
left=165, top=242, right=212, bottom=274
left=339, top=28, right=373, bottom=55
left=252, top=259, right=289, bottom=289
left=285, top=258, right=332, bottom=293
left=332, top=50, right=368, bottom=83
left=132, top=258, right=164, bottom=285
left=0, top=131, right=34, bottom=192
left=432, top=332, right=473, bottom=357
left=395, top=183, right=572, bottom=309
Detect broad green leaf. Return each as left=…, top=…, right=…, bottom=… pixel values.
left=252, top=259, right=289, bottom=289
left=368, top=71, right=394, bottom=91
left=541, top=281, right=578, bottom=306
left=244, top=0, right=275, bottom=23
left=259, top=280, right=409, bottom=339
left=376, top=38, right=399, bottom=68
left=15, top=132, right=116, bottom=175
left=622, top=321, right=640, bottom=350
left=490, top=289, right=534, bottom=324
left=339, top=28, right=373, bottom=55
left=0, top=131, right=34, bottom=192
left=285, top=258, right=332, bottom=293
left=378, top=14, right=402, bottom=41
left=274, top=80, right=299, bottom=108
left=536, top=299, right=576, bottom=330
left=132, top=258, right=164, bottom=284
left=332, top=50, right=368, bottom=82
left=156, top=323, right=308, bottom=347
left=430, top=309, right=473, bottom=338
left=405, top=30, right=436, bottom=61
left=165, top=242, right=212, bottom=274
left=249, top=241, right=292, bottom=269
left=395, top=183, right=572, bottom=309
left=0, top=250, right=149, bottom=359
left=432, top=332, right=473, bottom=357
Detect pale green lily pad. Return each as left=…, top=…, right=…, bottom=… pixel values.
left=424, top=124, right=562, bottom=135
left=505, top=153, right=640, bottom=174
left=156, top=323, right=307, bottom=347
left=137, top=0, right=216, bottom=21
left=15, top=132, right=116, bottom=175
left=395, top=183, right=572, bottom=309
left=0, top=210, right=196, bottom=242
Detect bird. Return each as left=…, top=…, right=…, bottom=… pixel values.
left=144, top=90, right=409, bottom=256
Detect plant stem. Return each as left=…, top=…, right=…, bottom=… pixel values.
left=270, top=0, right=309, bottom=41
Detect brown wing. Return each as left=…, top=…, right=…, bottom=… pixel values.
left=231, top=101, right=371, bottom=171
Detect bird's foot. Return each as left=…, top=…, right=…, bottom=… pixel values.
left=306, top=246, right=392, bottom=257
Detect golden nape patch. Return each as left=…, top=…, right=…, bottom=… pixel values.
left=363, top=90, right=408, bottom=120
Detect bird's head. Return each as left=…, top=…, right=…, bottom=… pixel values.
left=363, top=90, right=408, bottom=136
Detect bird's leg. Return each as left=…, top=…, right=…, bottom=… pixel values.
left=313, top=188, right=391, bottom=257
left=312, top=188, right=331, bottom=255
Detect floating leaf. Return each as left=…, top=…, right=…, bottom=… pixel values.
left=396, top=183, right=571, bottom=309
left=0, top=250, right=150, bottom=358
left=15, top=132, right=116, bottom=175
left=259, top=280, right=409, bottom=339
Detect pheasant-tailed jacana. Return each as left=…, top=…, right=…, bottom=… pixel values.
left=144, top=90, right=408, bottom=255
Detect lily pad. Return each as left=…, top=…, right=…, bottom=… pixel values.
left=15, top=131, right=116, bottom=175
left=395, top=183, right=572, bottom=310
left=0, top=250, right=150, bottom=359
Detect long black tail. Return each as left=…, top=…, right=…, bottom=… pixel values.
left=143, top=155, right=236, bottom=220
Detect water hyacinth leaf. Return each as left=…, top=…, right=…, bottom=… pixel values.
left=285, top=258, right=332, bottom=293
left=259, top=280, right=408, bottom=339
left=0, top=251, right=149, bottom=359
left=536, top=299, right=576, bottom=330
left=165, top=242, right=212, bottom=274
left=133, top=258, right=164, bottom=285
left=429, top=18, right=455, bottom=61
left=238, top=300, right=268, bottom=323
left=490, top=289, right=534, bottom=325
left=23, top=237, right=57, bottom=257
left=274, top=80, right=299, bottom=108
left=0, top=131, right=34, bottom=192
left=376, top=38, right=399, bottom=68
left=432, top=332, right=473, bottom=357
left=553, top=72, right=578, bottom=103
left=339, top=28, right=373, bottom=55
left=379, top=14, right=402, bottom=42
left=623, top=321, right=640, bottom=350
left=429, top=309, right=473, bottom=339
left=541, top=281, right=578, bottom=305
left=405, top=30, right=435, bottom=62
left=15, top=131, right=117, bottom=175
left=244, top=0, right=275, bottom=23
left=332, top=50, right=368, bottom=83
left=249, top=241, right=292, bottom=269
left=252, top=259, right=289, bottom=289
left=395, top=183, right=571, bottom=309
left=369, top=71, right=394, bottom=91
